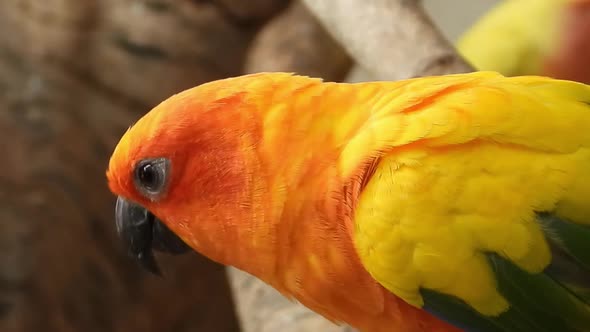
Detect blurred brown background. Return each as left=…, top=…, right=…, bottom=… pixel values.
left=0, top=1, right=350, bottom=331
left=0, top=0, right=495, bottom=331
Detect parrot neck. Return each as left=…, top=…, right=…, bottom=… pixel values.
left=211, top=80, right=389, bottom=285
left=171, top=157, right=375, bottom=294
left=233, top=156, right=379, bottom=300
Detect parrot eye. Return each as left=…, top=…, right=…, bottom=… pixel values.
left=133, top=157, right=170, bottom=201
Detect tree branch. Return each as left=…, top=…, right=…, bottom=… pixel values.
left=227, top=268, right=357, bottom=332
left=302, top=0, right=474, bottom=80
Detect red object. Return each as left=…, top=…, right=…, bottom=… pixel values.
left=542, top=0, right=590, bottom=83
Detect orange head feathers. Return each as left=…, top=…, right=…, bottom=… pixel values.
left=107, top=73, right=308, bottom=269
left=108, top=73, right=269, bottom=207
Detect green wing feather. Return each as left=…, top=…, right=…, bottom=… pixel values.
left=422, top=213, right=590, bottom=332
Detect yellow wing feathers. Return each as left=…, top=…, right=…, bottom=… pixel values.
left=349, top=72, right=590, bottom=316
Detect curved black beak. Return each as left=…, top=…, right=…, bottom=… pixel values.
left=115, top=196, right=191, bottom=275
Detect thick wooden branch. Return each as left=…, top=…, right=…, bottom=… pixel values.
left=244, top=0, right=352, bottom=79
left=302, top=0, right=474, bottom=80
left=227, top=268, right=358, bottom=332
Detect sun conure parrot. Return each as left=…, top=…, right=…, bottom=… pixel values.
left=106, top=71, right=590, bottom=332
left=457, top=0, right=590, bottom=84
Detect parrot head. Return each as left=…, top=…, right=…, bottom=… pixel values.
left=106, top=74, right=284, bottom=275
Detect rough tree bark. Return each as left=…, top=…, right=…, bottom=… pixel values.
left=0, top=1, right=258, bottom=331
left=244, top=1, right=352, bottom=80
left=303, top=0, right=474, bottom=81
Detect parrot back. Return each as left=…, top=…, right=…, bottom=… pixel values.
left=351, top=72, right=590, bottom=332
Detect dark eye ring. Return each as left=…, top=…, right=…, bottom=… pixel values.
left=133, top=157, right=170, bottom=201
